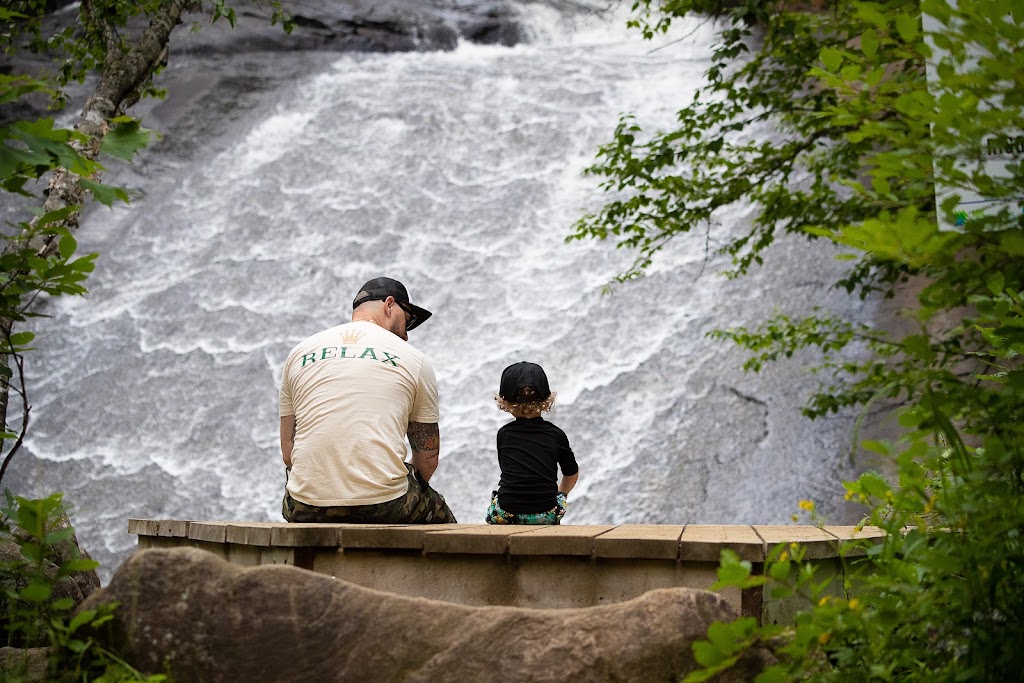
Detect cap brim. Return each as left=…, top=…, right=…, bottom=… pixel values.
left=405, top=304, right=432, bottom=331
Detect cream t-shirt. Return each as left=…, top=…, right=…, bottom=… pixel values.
left=280, top=320, right=439, bottom=507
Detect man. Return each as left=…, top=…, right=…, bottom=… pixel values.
left=279, top=276, right=456, bottom=523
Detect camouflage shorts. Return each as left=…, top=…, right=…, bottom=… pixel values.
left=283, top=463, right=457, bottom=524
left=485, top=491, right=566, bottom=525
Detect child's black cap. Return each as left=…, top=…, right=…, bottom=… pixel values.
left=499, top=361, right=551, bottom=403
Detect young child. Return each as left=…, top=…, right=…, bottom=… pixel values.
left=485, top=361, right=579, bottom=525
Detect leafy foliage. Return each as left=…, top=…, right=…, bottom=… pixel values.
left=1, top=3, right=291, bottom=679
left=3, top=2, right=292, bottom=101
left=0, top=493, right=165, bottom=680
left=575, top=0, right=1024, bottom=680
left=0, top=71, right=139, bottom=485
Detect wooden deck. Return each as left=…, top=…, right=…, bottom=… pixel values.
left=129, top=520, right=885, bottom=624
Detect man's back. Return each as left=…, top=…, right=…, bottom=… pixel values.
left=280, top=320, right=438, bottom=507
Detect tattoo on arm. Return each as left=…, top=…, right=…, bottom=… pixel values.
left=407, top=421, right=439, bottom=453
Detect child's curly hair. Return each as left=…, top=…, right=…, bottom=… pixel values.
left=495, top=385, right=556, bottom=417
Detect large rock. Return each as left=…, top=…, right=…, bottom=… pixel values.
left=0, top=647, right=49, bottom=682
left=80, top=547, right=773, bottom=681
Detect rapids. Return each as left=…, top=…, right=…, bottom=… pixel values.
left=8, top=3, right=876, bottom=580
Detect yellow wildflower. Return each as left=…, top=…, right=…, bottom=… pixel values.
left=799, top=499, right=816, bottom=512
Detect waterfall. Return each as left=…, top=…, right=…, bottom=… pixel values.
left=10, top=3, right=874, bottom=580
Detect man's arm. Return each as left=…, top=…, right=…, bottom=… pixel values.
left=280, top=415, right=296, bottom=467
left=407, top=421, right=440, bottom=482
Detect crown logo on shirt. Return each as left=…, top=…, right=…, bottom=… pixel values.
left=341, top=329, right=365, bottom=345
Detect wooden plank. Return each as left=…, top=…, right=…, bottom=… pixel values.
left=188, top=522, right=228, bottom=544
left=271, top=524, right=343, bottom=548
left=338, top=524, right=434, bottom=550
left=156, top=520, right=190, bottom=538
left=225, top=523, right=276, bottom=546
left=127, top=519, right=161, bottom=536
left=225, top=544, right=263, bottom=566
left=507, top=525, right=616, bottom=557
left=258, top=547, right=295, bottom=566
left=423, top=525, right=537, bottom=555
left=594, top=525, right=685, bottom=560
left=680, top=525, right=764, bottom=562
left=754, top=525, right=839, bottom=560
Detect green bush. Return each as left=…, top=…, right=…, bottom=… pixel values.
left=574, top=0, right=1024, bottom=679
left=0, top=493, right=166, bottom=681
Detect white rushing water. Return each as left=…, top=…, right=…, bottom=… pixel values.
left=11, top=3, right=876, bottom=579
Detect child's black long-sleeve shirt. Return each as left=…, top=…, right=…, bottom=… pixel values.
left=496, top=416, right=579, bottom=513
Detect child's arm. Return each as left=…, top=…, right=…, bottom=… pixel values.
left=558, top=472, right=578, bottom=497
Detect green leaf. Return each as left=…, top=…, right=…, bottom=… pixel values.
left=50, top=597, right=76, bottom=611
left=755, top=665, right=793, bottom=683
left=19, top=579, right=52, bottom=603
left=986, top=272, right=1005, bottom=295
left=69, top=608, right=97, bottom=632
left=903, top=334, right=935, bottom=362
left=69, top=254, right=98, bottom=273
left=715, top=559, right=753, bottom=587
left=19, top=541, right=43, bottom=563
left=863, top=442, right=896, bottom=461
left=693, top=640, right=726, bottom=667
left=861, top=29, right=880, bottom=58
left=61, top=558, right=99, bottom=573
left=45, top=526, right=75, bottom=545
left=858, top=471, right=893, bottom=499
left=820, top=47, right=843, bottom=72
left=99, top=117, right=155, bottom=161
left=895, top=13, right=920, bottom=43
left=58, top=231, right=77, bottom=259
left=1000, top=232, right=1024, bottom=256
left=9, top=119, right=94, bottom=175
left=80, top=178, right=130, bottom=207
left=898, top=408, right=925, bottom=427
left=9, top=331, right=35, bottom=347
left=769, top=560, right=792, bottom=581
left=35, top=205, right=79, bottom=229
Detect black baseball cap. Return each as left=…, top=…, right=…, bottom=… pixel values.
left=499, top=361, right=551, bottom=403
left=352, top=277, right=432, bottom=331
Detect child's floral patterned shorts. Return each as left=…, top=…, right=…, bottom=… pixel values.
left=485, top=491, right=566, bottom=525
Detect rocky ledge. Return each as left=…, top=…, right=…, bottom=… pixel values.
left=171, top=0, right=529, bottom=54
left=0, top=0, right=534, bottom=139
